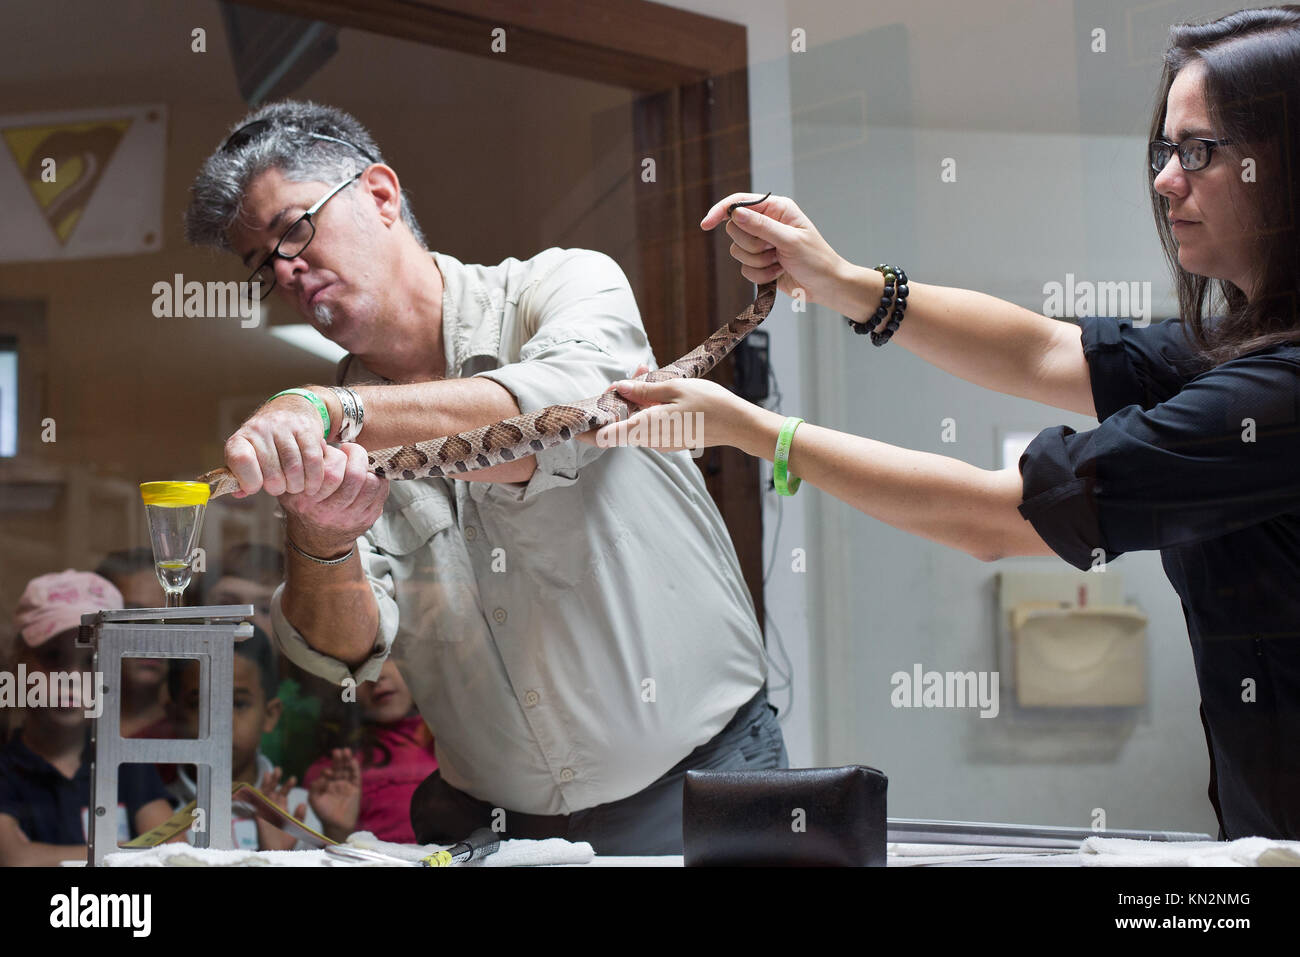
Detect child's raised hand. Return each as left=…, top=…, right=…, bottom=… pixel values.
left=256, top=766, right=305, bottom=852
left=308, top=748, right=362, bottom=841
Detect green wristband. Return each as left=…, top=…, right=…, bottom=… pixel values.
left=268, top=388, right=330, bottom=440
left=774, top=416, right=804, bottom=497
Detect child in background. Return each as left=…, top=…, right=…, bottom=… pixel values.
left=0, top=571, right=173, bottom=866
left=203, top=543, right=336, bottom=779
left=167, top=625, right=325, bottom=850
left=305, top=659, right=437, bottom=844
left=95, top=548, right=173, bottom=739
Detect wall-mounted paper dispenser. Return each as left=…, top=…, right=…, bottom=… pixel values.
left=1010, top=603, right=1148, bottom=708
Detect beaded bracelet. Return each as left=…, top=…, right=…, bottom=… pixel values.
left=845, top=264, right=910, bottom=346
left=871, top=264, right=909, bottom=346
left=845, top=265, right=893, bottom=336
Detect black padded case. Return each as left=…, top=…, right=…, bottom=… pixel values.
left=682, top=765, right=888, bottom=867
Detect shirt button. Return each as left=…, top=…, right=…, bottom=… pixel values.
left=523, top=689, right=540, bottom=707
left=493, top=608, right=507, bottom=624
left=559, top=768, right=575, bottom=783
left=464, top=525, right=477, bottom=541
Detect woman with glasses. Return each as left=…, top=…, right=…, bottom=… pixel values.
left=595, top=7, right=1300, bottom=840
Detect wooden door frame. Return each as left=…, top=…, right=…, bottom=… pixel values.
left=237, top=0, right=766, bottom=628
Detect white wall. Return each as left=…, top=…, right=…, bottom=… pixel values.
left=662, top=0, right=1230, bottom=834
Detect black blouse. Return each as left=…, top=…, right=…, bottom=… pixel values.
left=1017, top=314, right=1300, bottom=840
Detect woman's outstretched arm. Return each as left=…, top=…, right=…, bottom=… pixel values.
left=702, top=193, right=1097, bottom=419
left=590, top=377, right=1057, bottom=564
left=734, top=406, right=1056, bottom=562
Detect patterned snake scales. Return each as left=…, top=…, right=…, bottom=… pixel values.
left=199, top=197, right=778, bottom=499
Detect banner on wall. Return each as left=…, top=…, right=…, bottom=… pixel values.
left=0, top=104, right=166, bottom=263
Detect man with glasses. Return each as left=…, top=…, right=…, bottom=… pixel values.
left=182, top=101, right=785, bottom=855
left=235, top=168, right=364, bottom=312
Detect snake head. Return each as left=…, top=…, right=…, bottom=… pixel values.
left=727, top=190, right=772, bottom=218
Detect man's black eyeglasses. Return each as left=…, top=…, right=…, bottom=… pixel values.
left=1149, top=137, right=1233, bottom=173
left=221, top=118, right=379, bottom=163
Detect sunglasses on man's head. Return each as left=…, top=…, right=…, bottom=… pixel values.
left=221, top=119, right=378, bottom=163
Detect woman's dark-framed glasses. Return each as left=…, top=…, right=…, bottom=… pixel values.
left=243, top=170, right=362, bottom=303
left=1149, top=137, right=1233, bottom=173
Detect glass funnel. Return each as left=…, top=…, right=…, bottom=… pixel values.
left=140, top=481, right=210, bottom=608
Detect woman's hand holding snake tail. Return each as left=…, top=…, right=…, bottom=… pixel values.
left=583, top=364, right=752, bottom=453
left=700, top=192, right=853, bottom=309
left=279, top=443, right=389, bottom=556
left=223, top=393, right=330, bottom=498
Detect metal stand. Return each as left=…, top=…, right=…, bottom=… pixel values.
left=78, top=605, right=254, bottom=867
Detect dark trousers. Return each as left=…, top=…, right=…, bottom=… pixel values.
left=410, top=686, right=788, bottom=856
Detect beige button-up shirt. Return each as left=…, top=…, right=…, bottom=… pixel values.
left=271, top=247, right=767, bottom=815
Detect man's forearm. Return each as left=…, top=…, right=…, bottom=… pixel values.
left=829, top=264, right=1070, bottom=409
left=279, top=378, right=531, bottom=667
left=313, top=377, right=536, bottom=484
left=281, top=520, right=380, bottom=669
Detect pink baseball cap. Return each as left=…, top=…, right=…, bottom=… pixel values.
left=14, top=570, right=123, bottom=648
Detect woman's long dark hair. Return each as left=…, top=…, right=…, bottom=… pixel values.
left=1149, top=6, right=1300, bottom=366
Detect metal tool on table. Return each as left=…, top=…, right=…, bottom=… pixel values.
left=325, top=828, right=502, bottom=867
left=887, top=818, right=1214, bottom=849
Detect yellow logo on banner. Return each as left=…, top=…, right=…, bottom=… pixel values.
left=2, top=119, right=131, bottom=244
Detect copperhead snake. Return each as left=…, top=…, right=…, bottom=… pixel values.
left=199, top=196, right=778, bottom=499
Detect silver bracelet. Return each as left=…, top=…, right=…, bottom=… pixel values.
left=350, top=386, right=365, bottom=439
left=286, top=536, right=355, bottom=566
left=328, top=386, right=365, bottom=443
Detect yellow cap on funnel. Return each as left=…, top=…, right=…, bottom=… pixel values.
left=140, top=481, right=211, bottom=507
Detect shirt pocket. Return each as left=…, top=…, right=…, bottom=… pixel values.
left=367, top=479, right=483, bottom=646
left=368, top=479, right=457, bottom=555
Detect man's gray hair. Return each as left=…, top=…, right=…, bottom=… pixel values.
left=184, top=99, right=426, bottom=251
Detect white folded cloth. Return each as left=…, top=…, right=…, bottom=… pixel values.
left=103, top=832, right=595, bottom=867
left=1080, top=836, right=1300, bottom=867
left=345, top=832, right=595, bottom=867
left=103, top=845, right=320, bottom=867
